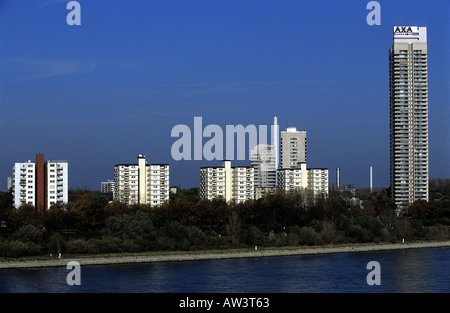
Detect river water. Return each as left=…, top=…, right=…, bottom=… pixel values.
left=0, top=247, right=449, bottom=293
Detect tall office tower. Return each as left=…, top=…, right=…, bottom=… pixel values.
left=280, top=126, right=306, bottom=169
left=250, top=144, right=276, bottom=199
left=12, top=154, right=69, bottom=211
left=389, top=26, right=429, bottom=207
left=200, top=160, right=254, bottom=204
left=114, top=154, right=169, bottom=206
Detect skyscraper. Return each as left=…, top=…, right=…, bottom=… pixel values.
left=389, top=26, right=429, bottom=207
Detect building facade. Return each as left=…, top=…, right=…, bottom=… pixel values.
left=277, top=163, right=308, bottom=193
left=101, top=180, right=115, bottom=193
left=12, top=161, right=36, bottom=209
left=250, top=144, right=277, bottom=199
left=277, top=164, right=329, bottom=198
left=389, top=26, right=429, bottom=206
left=113, top=154, right=169, bottom=206
left=280, top=126, right=307, bottom=169
left=12, top=154, right=68, bottom=211
left=46, top=160, right=69, bottom=208
left=307, top=168, right=329, bottom=197
left=200, top=160, right=254, bottom=204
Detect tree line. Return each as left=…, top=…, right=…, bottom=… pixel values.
left=0, top=179, right=449, bottom=257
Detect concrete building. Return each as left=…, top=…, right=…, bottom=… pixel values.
left=277, top=162, right=308, bottom=194
left=280, top=126, right=306, bottom=169
left=46, top=160, right=69, bottom=209
left=113, top=154, right=169, bottom=206
left=250, top=143, right=277, bottom=199
left=307, top=168, right=329, bottom=197
left=200, top=160, right=254, bottom=204
left=232, top=165, right=255, bottom=203
left=12, top=161, right=36, bottom=209
left=277, top=164, right=328, bottom=198
left=389, top=26, right=429, bottom=206
left=101, top=180, right=115, bottom=193
left=12, top=154, right=68, bottom=211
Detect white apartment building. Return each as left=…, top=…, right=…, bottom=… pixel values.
left=114, top=154, right=169, bottom=206
left=101, top=180, right=115, bottom=193
left=277, top=164, right=329, bottom=198
left=307, top=168, right=329, bottom=197
left=277, top=163, right=308, bottom=193
left=46, top=161, right=69, bottom=208
left=280, top=126, right=307, bottom=169
left=12, top=161, right=36, bottom=208
left=389, top=26, right=429, bottom=206
left=12, top=154, right=69, bottom=210
left=232, top=166, right=255, bottom=204
left=200, top=160, right=254, bottom=204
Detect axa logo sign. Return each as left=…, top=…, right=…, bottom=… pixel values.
left=394, top=26, right=413, bottom=33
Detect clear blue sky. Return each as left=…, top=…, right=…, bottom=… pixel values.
left=0, top=0, right=448, bottom=190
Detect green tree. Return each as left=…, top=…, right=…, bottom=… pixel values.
left=102, top=210, right=155, bottom=241
left=11, top=224, right=41, bottom=243
left=69, top=193, right=106, bottom=229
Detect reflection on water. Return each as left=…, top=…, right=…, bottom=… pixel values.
left=0, top=247, right=449, bottom=293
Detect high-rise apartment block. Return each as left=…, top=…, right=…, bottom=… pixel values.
left=101, top=180, right=115, bottom=193
left=113, top=154, right=169, bottom=206
left=389, top=26, right=429, bottom=206
left=307, top=168, right=329, bottom=196
left=12, top=154, right=68, bottom=211
left=278, top=125, right=328, bottom=198
left=277, top=163, right=329, bottom=197
left=277, top=163, right=308, bottom=193
left=200, top=160, right=254, bottom=204
left=280, top=126, right=306, bottom=169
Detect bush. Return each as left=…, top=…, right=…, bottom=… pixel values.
left=102, top=210, right=155, bottom=241
left=244, top=226, right=265, bottom=246
left=65, top=239, right=89, bottom=254
left=188, top=226, right=206, bottom=246
left=267, top=231, right=286, bottom=246
left=425, top=226, right=449, bottom=241
left=0, top=240, right=41, bottom=257
left=347, top=225, right=374, bottom=243
left=287, top=232, right=299, bottom=246
left=319, top=222, right=338, bottom=244
left=11, top=224, right=41, bottom=243
left=298, top=226, right=322, bottom=245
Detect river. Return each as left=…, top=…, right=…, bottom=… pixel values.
left=0, top=246, right=449, bottom=293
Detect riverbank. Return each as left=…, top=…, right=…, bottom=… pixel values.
left=1, top=240, right=450, bottom=269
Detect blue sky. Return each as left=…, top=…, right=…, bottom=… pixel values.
left=0, top=0, right=448, bottom=190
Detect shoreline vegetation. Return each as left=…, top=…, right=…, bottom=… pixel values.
left=1, top=181, right=449, bottom=268
left=1, top=240, right=450, bottom=269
